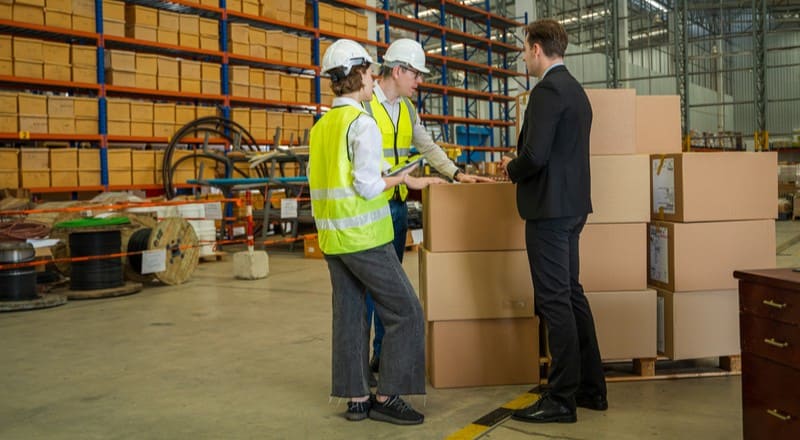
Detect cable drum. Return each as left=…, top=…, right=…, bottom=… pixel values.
left=0, top=241, right=37, bottom=301
left=69, top=230, right=124, bottom=291
left=126, top=228, right=152, bottom=275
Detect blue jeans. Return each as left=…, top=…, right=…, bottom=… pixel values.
left=326, top=243, right=425, bottom=397
left=365, top=199, right=408, bottom=359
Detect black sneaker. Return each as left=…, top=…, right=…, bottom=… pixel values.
left=345, top=399, right=372, bottom=421
left=369, top=395, right=424, bottom=425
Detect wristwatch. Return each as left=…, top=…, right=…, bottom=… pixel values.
left=453, top=169, right=462, bottom=181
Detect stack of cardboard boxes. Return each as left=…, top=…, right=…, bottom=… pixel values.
left=420, top=184, right=540, bottom=388
left=19, top=148, right=50, bottom=188
left=12, top=36, right=44, bottom=80
left=157, top=9, right=179, bottom=46
left=104, top=49, right=136, bottom=87
left=10, top=0, right=44, bottom=26
left=71, top=43, right=96, bottom=83
left=72, top=0, right=95, bottom=33
left=0, top=35, right=10, bottom=77
left=125, top=4, right=157, bottom=42
left=49, top=147, right=78, bottom=187
left=0, top=148, right=19, bottom=188
left=45, top=0, right=71, bottom=29
left=43, top=40, right=71, bottom=81
left=1, top=92, right=97, bottom=137
left=648, top=152, right=776, bottom=361
left=309, top=3, right=369, bottom=39
left=102, top=0, right=125, bottom=37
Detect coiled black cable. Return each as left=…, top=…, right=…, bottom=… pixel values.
left=69, top=230, right=124, bottom=291
left=126, top=228, right=152, bottom=275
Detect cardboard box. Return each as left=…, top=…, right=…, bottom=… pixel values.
left=157, top=28, right=179, bottom=46
left=130, top=121, right=152, bottom=137
left=651, top=152, right=777, bottom=222
left=106, top=99, right=130, bottom=120
left=0, top=113, right=18, bottom=133
left=648, top=219, right=776, bottom=292
left=135, top=72, right=157, bottom=89
left=105, top=49, right=135, bottom=70
left=303, top=235, right=324, bottom=258
left=0, top=147, right=18, bottom=168
left=73, top=97, right=97, bottom=118
left=636, top=95, right=682, bottom=154
left=125, top=4, right=158, bottom=26
left=179, top=14, right=199, bottom=34
left=125, top=24, right=157, bottom=42
left=586, top=290, right=657, bottom=361
left=18, top=94, right=47, bottom=114
left=71, top=45, right=96, bottom=69
left=419, top=247, right=534, bottom=321
left=71, top=15, right=95, bottom=33
left=42, top=42, right=70, bottom=65
left=48, top=116, right=74, bottom=134
left=159, top=10, right=179, bottom=29
left=195, top=106, right=216, bottom=119
left=107, top=148, right=131, bottom=169
left=74, top=117, right=98, bottom=135
left=423, top=183, right=524, bottom=252
left=202, top=80, right=221, bottom=95
left=21, top=148, right=49, bottom=169
left=0, top=58, right=10, bottom=77
left=158, top=75, right=180, bottom=92
left=179, top=33, right=199, bottom=48
left=585, top=88, right=637, bottom=155
left=72, top=66, right=96, bottom=83
left=180, top=59, right=201, bottom=79
left=13, top=37, right=43, bottom=61
left=13, top=4, right=44, bottom=25
left=0, top=170, right=19, bottom=188
left=242, top=0, right=259, bottom=16
left=199, top=18, right=218, bottom=37
left=231, top=108, right=250, bottom=128
left=78, top=170, right=100, bottom=186
left=181, top=78, right=201, bottom=93
left=107, top=120, right=130, bottom=136
left=78, top=149, right=100, bottom=169
left=130, top=101, right=153, bottom=121
left=21, top=170, right=50, bottom=188
left=657, top=289, right=740, bottom=360
left=50, top=169, right=78, bottom=187
left=44, top=63, right=71, bottom=81
left=175, top=105, right=195, bottom=127
left=105, top=69, right=136, bottom=87
left=18, top=115, right=47, bottom=133
left=108, top=169, right=132, bottom=186
left=47, top=96, right=74, bottom=117
left=103, top=19, right=125, bottom=37
left=581, top=222, right=647, bottom=292
left=200, top=36, right=218, bottom=51
left=44, top=8, right=72, bottom=29
left=132, top=150, right=156, bottom=169
left=428, top=317, right=540, bottom=388
left=153, top=103, right=175, bottom=123
left=201, top=62, right=220, bottom=81
left=15, top=59, right=43, bottom=79
left=588, top=154, right=650, bottom=224
left=153, top=122, right=174, bottom=138
left=103, top=0, right=125, bottom=21
left=132, top=169, right=155, bottom=185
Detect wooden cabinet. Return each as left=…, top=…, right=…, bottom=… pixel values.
left=735, top=269, right=800, bottom=439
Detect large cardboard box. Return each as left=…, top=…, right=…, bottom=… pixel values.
left=104, top=49, right=135, bottom=71
left=21, top=148, right=49, bottom=169
left=585, top=88, right=637, bottom=155
left=586, top=290, right=657, bottom=360
left=423, top=183, right=524, bottom=252
left=13, top=37, right=43, bottom=61
left=428, top=317, right=540, bottom=388
left=648, top=220, right=776, bottom=292
left=651, top=152, right=777, bottom=222
left=581, top=222, right=647, bottom=291
left=588, top=154, right=650, bottom=224
left=419, top=248, right=534, bottom=321
left=657, top=289, right=740, bottom=360
left=125, top=4, right=157, bottom=26
left=636, top=95, right=682, bottom=154
left=42, top=41, right=70, bottom=64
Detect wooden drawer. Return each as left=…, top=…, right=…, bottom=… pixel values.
left=742, top=354, right=800, bottom=439
left=741, top=314, right=800, bottom=368
left=740, top=281, right=800, bottom=325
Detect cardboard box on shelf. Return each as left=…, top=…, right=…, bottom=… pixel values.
left=636, top=95, right=682, bottom=154
left=107, top=120, right=130, bottom=136
left=179, top=33, right=199, bottom=48
left=44, top=63, right=71, bottom=81
left=179, top=14, right=199, bottom=35
left=153, top=122, right=174, bottom=138
left=72, top=66, right=96, bottom=83
left=181, top=78, right=201, bottom=93
left=13, top=37, right=43, bottom=61
left=585, top=88, right=637, bottom=155
left=125, top=24, right=157, bottom=42
left=20, top=148, right=49, bottom=169
left=657, top=289, right=740, bottom=360
left=135, top=72, right=156, bottom=89
left=104, top=49, right=135, bottom=70
left=1, top=113, right=18, bottom=133
left=132, top=170, right=155, bottom=185
left=44, top=8, right=72, bottom=29
left=153, top=103, right=175, bottom=123
left=103, top=0, right=125, bottom=21
left=103, top=19, right=125, bottom=37
left=157, top=29, right=179, bottom=46
left=588, top=154, right=650, bottom=224
left=13, top=4, right=44, bottom=26
left=18, top=94, right=47, bottom=115
left=50, top=169, right=78, bottom=187
left=132, top=150, right=156, bottom=169
left=105, top=69, right=136, bottom=87
left=71, top=15, right=95, bottom=33
left=71, top=45, right=96, bottom=68
left=231, top=108, right=250, bottom=129
left=195, top=106, right=216, bottom=119
left=130, top=120, right=152, bottom=137
left=201, top=62, right=220, bottom=82
left=428, top=317, right=539, bottom=388
left=648, top=219, right=776, bottom=292
left=650, top=152, right=777, bottom=222
left=21, top=170, right=50, bottom=188
left=200, top=36, right=217, bottom=51
left=202, top=80, right=221, bottom=95
left=587, top=290, right=657, bottom=361
left=14, top=59, right=43, bottom=79
left=241, top=0, right=259, bottom=15
left=175, top=105, right=195, bottom=127
left=130, top=101, right=153, bottom=121
left=0, top=148, right=18, bottom=168
left=180, top=59, right=201, bottom=79
left=73, top=97, right=98, bottom=118
left=47, top=96, right=74, bottom=117
left=18, top=115, right=47, bottom=133
left=159, top=10, right=179, bottom=29
left=229, top=65, right=249, bottom=84
left=78, top=149, right=100, bottom=169
left=108, top=169, right=132, bottom=186
left=422, top=183, right=523, bottom=252
left=158, top=75, right=180, bottom=92
left=74, top=118, right=97, bottom=135
left=42, top=41, right=70, bottom=64
left=199, top=18, right=218, bottom=37
left=125, top=4, right=157, bottom=26
left=106, top=148, right=131, bottom=169
left=1, top=57, right=12, bottom=76
left=0, top=169, right=19, bottom=188
left=419, top=247, right=533, bottom=321
left=78, top=169, right=101, bottom=187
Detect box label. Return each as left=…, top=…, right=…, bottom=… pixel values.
left=141, top=248, right=166, bottom=274
left=649, top=224, right=669, bottom=284
left=280, top=198, right=298, bottom=219
left=652, top=157, right=675, bottom=215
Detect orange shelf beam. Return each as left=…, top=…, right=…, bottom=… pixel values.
left=0, top=19, right=98, bottom=41
left=0, top=133, right=102, bottom=141
left=0, top=75, right=100, bottom=92
left=104, top=85, right=225, bottom=102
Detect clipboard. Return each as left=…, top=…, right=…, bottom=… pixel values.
left=384, top=158, right=424, bottom=177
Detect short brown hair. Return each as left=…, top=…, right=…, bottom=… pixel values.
left=525, top=19, right=568, bottom=58
left=330, top=65, right=369, bottom=96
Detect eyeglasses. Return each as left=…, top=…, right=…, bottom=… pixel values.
left=401, top=65, right=424, bottom=80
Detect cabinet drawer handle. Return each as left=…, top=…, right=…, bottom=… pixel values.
left=766, top=409, right=792, bottom=421
left=764, top=338, right=789, bottom=348
left=762, top=299, right=787, bottom=309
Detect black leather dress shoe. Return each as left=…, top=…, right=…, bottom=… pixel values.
left=511, top=395, right=577, bottom=424
left=576, top=393, right=608, bottom=411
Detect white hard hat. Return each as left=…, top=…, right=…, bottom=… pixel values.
left=383, top=38, right=430, bottom=74
left=321, top=39, right=374, bottom=77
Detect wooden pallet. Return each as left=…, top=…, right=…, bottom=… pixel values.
left=539, top=355, right=741, bottom=383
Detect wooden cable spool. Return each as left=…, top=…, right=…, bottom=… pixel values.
left=145, top=217, right=200, bottom=285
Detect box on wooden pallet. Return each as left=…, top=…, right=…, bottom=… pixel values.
left=648, top=219, right=776, bottom=292
left=50, top=169, right=78, bottom=187
left=586, top=290, right=657, bottom=361
left=428, top=317, right=540, bottom=388
left=657, top=289, right=741, bottom=360
left=21, top=170, right=50, bottom=188
left=651, top=152, right=777, bottom=222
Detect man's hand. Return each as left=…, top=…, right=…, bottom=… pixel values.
left=405, top=175, right=447, bottom=190
left=455, top=173, right=495, bottom=183
left=500, top=155, right=513, bottom=178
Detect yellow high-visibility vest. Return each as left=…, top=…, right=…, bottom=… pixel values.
left=308, top=105, right=393, bottom=255
left=364, top=93, right=417, bottom=201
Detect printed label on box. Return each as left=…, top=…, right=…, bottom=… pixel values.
left=648, top=224, right=669, bottom=284
left=204, top=202, right=222, bottom=220
left=141, top=248, right=166, bottom=274
left=280, top=198, right=298, bottom=219
left=652, top=157, right=675, bottom=214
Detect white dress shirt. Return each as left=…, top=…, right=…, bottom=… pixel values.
left=373, top=83, right=459, bottom=179
left=332, top=96, right=387, bottom=200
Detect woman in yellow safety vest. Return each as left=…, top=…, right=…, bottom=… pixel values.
left=308, top=39, right=444, bottom=426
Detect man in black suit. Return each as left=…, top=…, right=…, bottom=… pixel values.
left=501, top=19, right=607, bottom=424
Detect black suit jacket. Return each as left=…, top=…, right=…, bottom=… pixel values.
left=506, top=65, right=593, bottom=220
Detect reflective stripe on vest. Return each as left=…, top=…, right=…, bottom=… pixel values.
left=308, top=105, right=393, bottom=255
left=364, top=93, right=416, bottom=201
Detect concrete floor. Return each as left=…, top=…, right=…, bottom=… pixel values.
left=1, top=221, right=798, bottom=439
